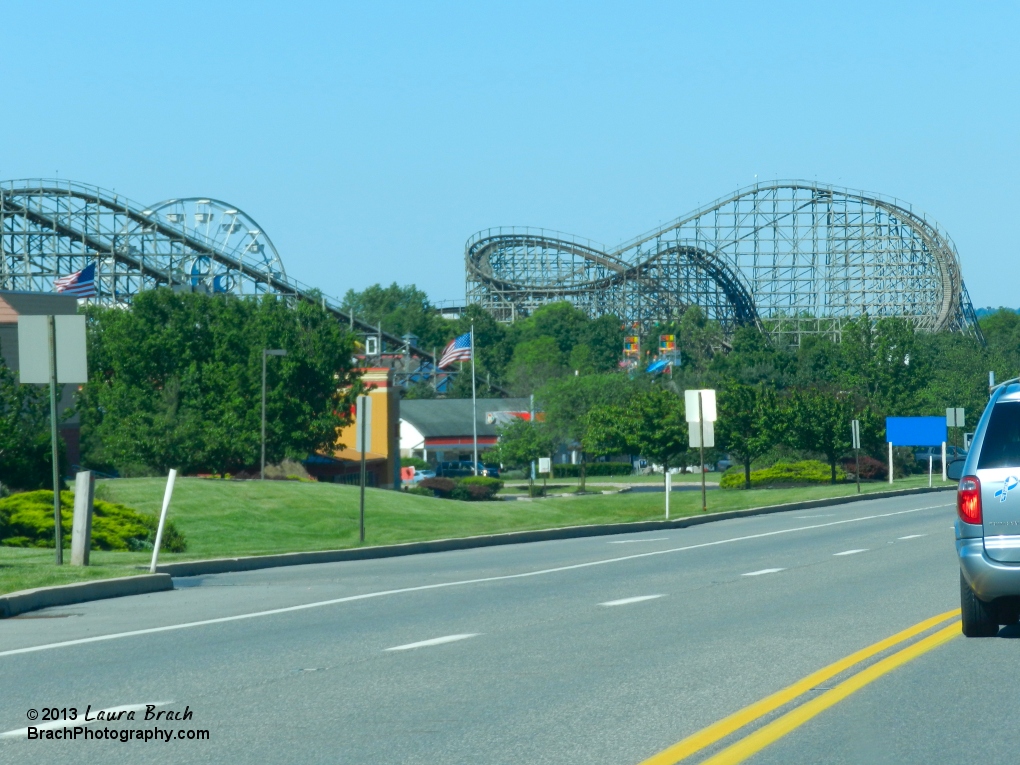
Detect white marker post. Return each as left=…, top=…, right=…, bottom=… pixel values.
left=851, top=419, right=861, bottom=494
left=665, top=471, right=671, bottom=519
left=928, top=454, right=933, bottom=488
left=149, top=469, right=177, bottom=573
left=942, top=441, right=947, bottom=482
left=70, top=470, right=95, bottom=566
left=888, top=442, right=894, bottom=485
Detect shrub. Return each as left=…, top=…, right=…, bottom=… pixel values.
left=419, top=477, right=456, bottom=498
left=719, top=460, right=846, bottom=489
left=0, top=490, right=187, bottom=552
left=403, top=485, right=435, bottom=497
left=502, top=469, right=526, bottom=480
left=552, top=462, right=633, bottom=478
left=453, top=476, right=503, bottom=501
left=400, top=457, right=431, bottom=470
left=840, top=454, right=887, bottom=480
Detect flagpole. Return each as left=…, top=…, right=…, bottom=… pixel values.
left=471, top=322, right=478, bottom=476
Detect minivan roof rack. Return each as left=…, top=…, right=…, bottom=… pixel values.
left=990, top=376, right=1020, bottom=394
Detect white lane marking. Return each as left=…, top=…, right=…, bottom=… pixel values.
left=742, top=568, right=785, bottom=576
left=386, top=634, right=478, bottom=651
left=795, top=515, right=834, bottom=519
left=899, top=534, right=927, bottom=540
left=0, top=702, right=171, bottom=739
left=608, top=538, right=669, bottom=544
left=600, top=595, right=665, bottom=606
left=0, top=502, right=953, bottom=659
left=834, top=549, right=868, bottom=556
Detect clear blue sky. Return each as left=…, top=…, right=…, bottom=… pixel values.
left=3, top=2, right=1017, bottom=307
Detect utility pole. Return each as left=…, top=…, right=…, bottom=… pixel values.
left=698, top=391, right=706, bottom=513
left=47, top=316, right=61, bottom=564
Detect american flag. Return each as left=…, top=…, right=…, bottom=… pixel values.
left=54, top=262, right=97, bottom=298
left=438, top=332, right=472, bottom=368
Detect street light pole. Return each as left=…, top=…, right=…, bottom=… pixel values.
left=261, top=349, right=287, bottom=480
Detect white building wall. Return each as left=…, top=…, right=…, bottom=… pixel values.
left=399, top=419, right=426, bottom=459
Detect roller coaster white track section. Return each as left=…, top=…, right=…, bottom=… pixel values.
left=465, top=180, right=982, bottom=343
left=0, top=179, right=434, bottom=360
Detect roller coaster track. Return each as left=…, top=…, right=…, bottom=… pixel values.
left=0, top=179, right=436, bottom=362
left=466, top=180, right=982, bottom=342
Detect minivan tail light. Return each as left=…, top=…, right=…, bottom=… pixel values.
left=958, top=476, right=982, bottom=525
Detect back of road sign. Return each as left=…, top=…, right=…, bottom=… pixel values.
left=16, top=315, right=88, bottom=384
left=355, top=396, right=372, bottom=454
left=689, top=420, right=715, bottom=448
left=16, top=316, right=49, bottom=383
left=684, top=389, right=717, bottom=423
left=54, top=315, right=88, bottom=383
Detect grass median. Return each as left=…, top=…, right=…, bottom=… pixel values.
left=0, top=474, right=947, bottom=596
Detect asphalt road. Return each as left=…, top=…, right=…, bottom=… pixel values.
left=0, top=490, right=992, bottom=764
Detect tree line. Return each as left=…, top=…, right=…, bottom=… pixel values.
left=486, top=305, right=1020, bottom=489
left=3, top=280, right=1018, bottom=490
left=1, top=290, right=362, bottom=488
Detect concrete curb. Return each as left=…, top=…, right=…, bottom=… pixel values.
left=0, top=574, right=173, bottom=619
left=156, top=485, right=955, bottom=578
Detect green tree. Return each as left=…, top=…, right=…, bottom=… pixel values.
left=581, top=404, right=629, bottom=491
left=716, top=383, right=779, bottom=489
left=79, top=290, right=361, bottom=475
left=785, top=388, right=858, bottom=483
left=493, top=418, right=556, bottom=494
left=711, top=325, right=794, bottom=387
left=505, top=337, right=566, bottom=395
left=677, top=306, right=723, bottom=373
left=0, top=352, right=56, bottom=491
left=538, top=372, right=640, bottom=490
left=619, top=387, right=689, bottom=482
left=340, top=282, right=450, bottom=350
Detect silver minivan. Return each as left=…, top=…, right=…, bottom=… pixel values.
left=954, top=382, right=1020, bottom=636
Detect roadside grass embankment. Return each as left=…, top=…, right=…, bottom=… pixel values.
left=0, top=474, right=946, bottom=596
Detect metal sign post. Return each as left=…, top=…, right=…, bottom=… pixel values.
left=685, top=389, right=716, bottom=513
left=946, top=407, right=965, bottom=450
left=356, top=395, right=372, bottom=543
left=18, top=315, right=88, bottom=565
left=47, top=316, right=61, bottom=562
left=851, top=419, right=861, bottom=494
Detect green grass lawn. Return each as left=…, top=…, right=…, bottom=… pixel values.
left=0, top=474, right=950, bottom=596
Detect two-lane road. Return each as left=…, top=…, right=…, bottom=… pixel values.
left=0, top=492, right=997, bottom=764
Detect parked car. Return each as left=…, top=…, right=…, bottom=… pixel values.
left=954, top=382, right=1020, bottom=636
left=436, top=461, right=474, bottom=478
left=715, top=455, right=734, bottom=472
left=436, top=461, right=500, bottom=478
left=914, top=445, right=967, bottom=464
left=410, top=469, right=436, bottom=483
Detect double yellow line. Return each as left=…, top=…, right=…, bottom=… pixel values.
left=639, top=609, right=961, bottom=765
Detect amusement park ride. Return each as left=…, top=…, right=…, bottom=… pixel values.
left=0, top=178, right=983, bottom=394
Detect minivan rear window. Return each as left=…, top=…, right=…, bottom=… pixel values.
left=978, top=401, right=1020, bottom=469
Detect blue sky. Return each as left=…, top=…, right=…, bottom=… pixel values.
left=2, top=2, right=1017, bottom=307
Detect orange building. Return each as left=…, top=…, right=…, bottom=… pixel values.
left=305, top=367, right=401, bottom=488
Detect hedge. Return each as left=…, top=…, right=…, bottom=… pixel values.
left=719, top=460, right=847, bottom=489
left=552, top=462, right=633, bottom=478
left=417, top=476, right=502, bottom=501
left=841, top=454, right=887, bottom=480
left=0, top=490, right=187, bottom=552
left=453, top=476, right=503, bottom=501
